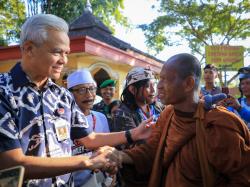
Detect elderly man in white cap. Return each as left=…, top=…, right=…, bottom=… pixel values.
left=67, top=69, right=110, bottom=133
left=67, top=69, right=155, bottom=186
left=67, top=69, right=110, bottom=186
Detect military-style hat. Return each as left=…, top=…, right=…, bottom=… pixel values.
left=124, top=67, right=155, bottom=88
left=100, top=79, right=116, bottom=88
left=238, top=66, right=250, bottom=80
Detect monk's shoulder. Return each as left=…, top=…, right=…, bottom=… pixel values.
left=160, top=105, right=174, bottom=117
left=156, top=105, right=173, bottom=126
left=204, top=106, right=246, bottom=131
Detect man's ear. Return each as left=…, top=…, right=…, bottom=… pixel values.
left=184, top=76, right=195, bottom=92
left=128, top=85, right=136, bottom=95
left=22, top=41, right=35, bottom=56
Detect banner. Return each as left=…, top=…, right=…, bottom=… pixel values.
left=205, top=45, right=244, bottom=70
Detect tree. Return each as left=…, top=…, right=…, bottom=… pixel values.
left=0, top=0, right=26, bottom=46
left=139, top=0, right=250, bottom=62
left=26, top=0, right=129, bottom=32
left=0, top=0, right=128, bottom=45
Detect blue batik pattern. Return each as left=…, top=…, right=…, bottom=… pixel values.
left=0, top=63, right=92, bottom=187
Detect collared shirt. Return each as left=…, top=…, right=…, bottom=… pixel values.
left=0, top=63, right=91, bottom=187
left=200, top=86, right=221, bottom=96
left=73, top=110, right=110, bottom=186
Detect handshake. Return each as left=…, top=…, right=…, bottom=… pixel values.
left=88, top=146, right=124, bottom=175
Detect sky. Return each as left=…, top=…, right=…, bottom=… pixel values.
left=114, top=0, right=250, bottom=66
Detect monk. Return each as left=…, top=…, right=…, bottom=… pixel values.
left=97, top=53, right=250, bottom=187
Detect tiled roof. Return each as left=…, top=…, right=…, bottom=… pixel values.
left=69, top=9, right=164, bottom=63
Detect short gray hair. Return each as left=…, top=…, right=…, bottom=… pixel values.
left=20, top=14, right=69, bottom=47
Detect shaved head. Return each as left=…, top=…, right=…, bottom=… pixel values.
left=164, top=53, right=201, bottom=89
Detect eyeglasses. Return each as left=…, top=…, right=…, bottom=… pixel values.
left=70, top=87, right=97, bottom=95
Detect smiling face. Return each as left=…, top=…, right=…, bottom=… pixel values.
left=71, top=83, right=97, bottom=114
left=100, top=86, right=115, bottom=104
left=135, top=79, right=156, bottom=105
left=240, top=78, right=250, bottom=97
left=22, top=29, right=70, bottom=84
left=157, top=64, right=186, bottom=105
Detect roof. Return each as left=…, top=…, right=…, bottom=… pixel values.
left=69, top=9, right=164, bottom=63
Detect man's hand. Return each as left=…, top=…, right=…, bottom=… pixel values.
left=89, top=146, right=120, bottom=175
left=224, top=95, right=241, bottom=110
left=131, top=116, right=155, bottom=141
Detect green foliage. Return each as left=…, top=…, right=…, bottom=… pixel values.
left=26, top=0, right=129, bottom=32
left=140, top=0, right=250, bottom=59
left=1, top=0, right=128, bottom=45
left=0, top=0, right=26, bottom=46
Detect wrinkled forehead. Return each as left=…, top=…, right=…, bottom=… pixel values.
left=160, top=63, right=177, bottom=79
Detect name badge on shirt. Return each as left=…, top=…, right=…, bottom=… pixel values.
left=55, top=118, right=69, bottom=141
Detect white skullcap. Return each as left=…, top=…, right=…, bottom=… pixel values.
left=67, top=69, right=96, bottom=89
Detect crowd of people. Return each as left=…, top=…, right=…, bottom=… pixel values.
left=0, top=13, right=249, bottom=187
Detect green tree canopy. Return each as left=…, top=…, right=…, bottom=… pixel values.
left=0, top=0, right=26, bottom=46
left=0, top=0, right=129, bottom=46
left=26, top=0, right=129, bottom=32
left=139, top=0, right=250, bottom=61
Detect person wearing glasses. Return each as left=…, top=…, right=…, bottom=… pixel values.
left=0, top=14, right=154, bottom=187
left=67, top=69, right=154, bottom=187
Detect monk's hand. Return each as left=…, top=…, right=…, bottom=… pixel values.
left=91, top=146, right=121, bottom=174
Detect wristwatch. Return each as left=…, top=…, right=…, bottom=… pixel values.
left=125, top=130, right=134, bottom=144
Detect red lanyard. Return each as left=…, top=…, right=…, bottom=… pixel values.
left=140, top=105, right=152, bottom=119
left=91, top=113, right=97, bottom=131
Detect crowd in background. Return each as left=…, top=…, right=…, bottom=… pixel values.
left=0, top=13, right=249, bottom=187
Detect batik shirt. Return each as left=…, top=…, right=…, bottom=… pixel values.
left=0, top=63, right=92, bottom=187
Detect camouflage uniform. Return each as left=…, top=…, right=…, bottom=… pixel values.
left=93, top=100, right=112, bottom=129
left=110, top=102, right=164, bottom=148
left=111, top=102, right=164, bottom=187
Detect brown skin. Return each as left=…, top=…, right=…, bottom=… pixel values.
left=70, top=83, right=154, bottom=150
left=2, top=29, right=154, bottom=178
left=241, top=78, right=250, bottom=101
left=21, top=30, right=70, bottom=89
left=203, top=68, right=218, bottom=92
left=219, top=78, right=250, bottom=109
left=100, top=86, right=116, bottom=105
left=98, top=58, right=200, bottom=166
left=72, top=83, right=96, bottom=115
left=129, top=79, right=156, bottom=114
left=0, top=30, right=116, bottom=179
left=157, top=61, right=198, bottom=112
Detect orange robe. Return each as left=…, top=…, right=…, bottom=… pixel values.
left=124, top=104, right=250, bottom=187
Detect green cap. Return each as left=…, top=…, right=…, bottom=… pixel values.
left=100, top=79, right=116, bottom=88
